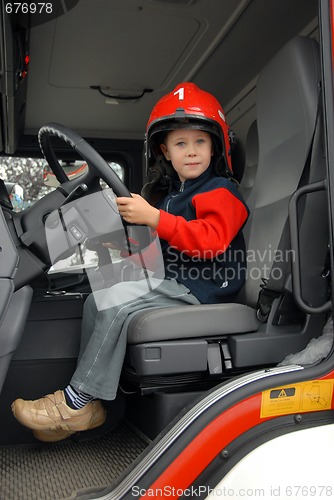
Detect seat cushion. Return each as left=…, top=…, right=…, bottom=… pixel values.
left=127, top=303, right=259, bottom=344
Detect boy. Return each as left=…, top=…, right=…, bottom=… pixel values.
left=12, top=82, right=248, bottom=441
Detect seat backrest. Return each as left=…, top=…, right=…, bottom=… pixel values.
left=240, top=120, right=259, bottom=203
left=242, top=36, right=322, bottom=308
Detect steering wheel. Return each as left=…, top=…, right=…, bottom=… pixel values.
left=38, top=123, right=152, bottom=260
left=38, top=122, right=131, bottom=197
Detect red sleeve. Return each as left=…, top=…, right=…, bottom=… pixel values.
left=156, top=187, right=248, bottom=257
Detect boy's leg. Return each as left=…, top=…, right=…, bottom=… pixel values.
left=70, top=278, right=199, bottom=400
left=12, top=279, right=199, bottom=440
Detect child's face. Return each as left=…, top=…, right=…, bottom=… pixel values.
left=160, top=129, right=213, bottom=182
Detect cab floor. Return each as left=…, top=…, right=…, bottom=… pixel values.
left=0, top=420, right=149, bottom=500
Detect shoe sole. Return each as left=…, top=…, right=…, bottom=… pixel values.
left=33, top=428, right=76, bottom=442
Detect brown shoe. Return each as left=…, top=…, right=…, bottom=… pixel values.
left=12, top=390, right=106, bottom=442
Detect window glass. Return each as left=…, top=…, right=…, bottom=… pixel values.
left=0, top=157, right=124, bottom=212
left=0, top=157, right=51, bottom=211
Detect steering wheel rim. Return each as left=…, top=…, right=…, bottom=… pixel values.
left=38, top=122, right=131, bottom=197
left=39, top=122, right=154, bottom=255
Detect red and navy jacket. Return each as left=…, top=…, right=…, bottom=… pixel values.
left=156, top=165, right=249, bottom=304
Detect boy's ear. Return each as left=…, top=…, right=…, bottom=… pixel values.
left=160, top=143, right=170, bottom=161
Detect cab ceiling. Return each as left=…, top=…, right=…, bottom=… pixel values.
left=23, top=0, right=318, bottom=142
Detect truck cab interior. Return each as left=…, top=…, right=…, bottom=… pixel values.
left=0, top=0, right=333, bottom=498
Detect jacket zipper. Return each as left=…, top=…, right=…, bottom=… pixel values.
left=166, top=181, right=185, bottom=212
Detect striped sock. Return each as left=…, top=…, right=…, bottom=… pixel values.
left=64, top=385, right=94, bottom=410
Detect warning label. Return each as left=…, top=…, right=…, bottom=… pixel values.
left=260, top=379, right=334, bottom=418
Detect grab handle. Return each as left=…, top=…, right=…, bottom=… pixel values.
left=288, top=179, right=331, bottom=314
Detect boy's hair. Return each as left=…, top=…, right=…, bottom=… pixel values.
left=141, top=155, right=177, bottom=204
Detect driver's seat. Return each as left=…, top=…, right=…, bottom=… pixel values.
left=124, top=36, right=330, bottom=383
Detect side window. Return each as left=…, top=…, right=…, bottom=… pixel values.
left=0, top=157, right=51, bottom=211
left=0, top=157, right=124, bottom=212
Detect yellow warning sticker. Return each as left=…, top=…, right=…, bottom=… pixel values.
left=260, top=379, right=334, bottom=418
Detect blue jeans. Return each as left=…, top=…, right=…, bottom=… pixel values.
left=70, top=278, right=200, bottom=400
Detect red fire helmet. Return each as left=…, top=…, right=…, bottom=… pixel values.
left=146, top=82, right=232, bottom=173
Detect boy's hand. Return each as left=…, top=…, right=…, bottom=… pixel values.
left=116, top=194, right=160, bottom=229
